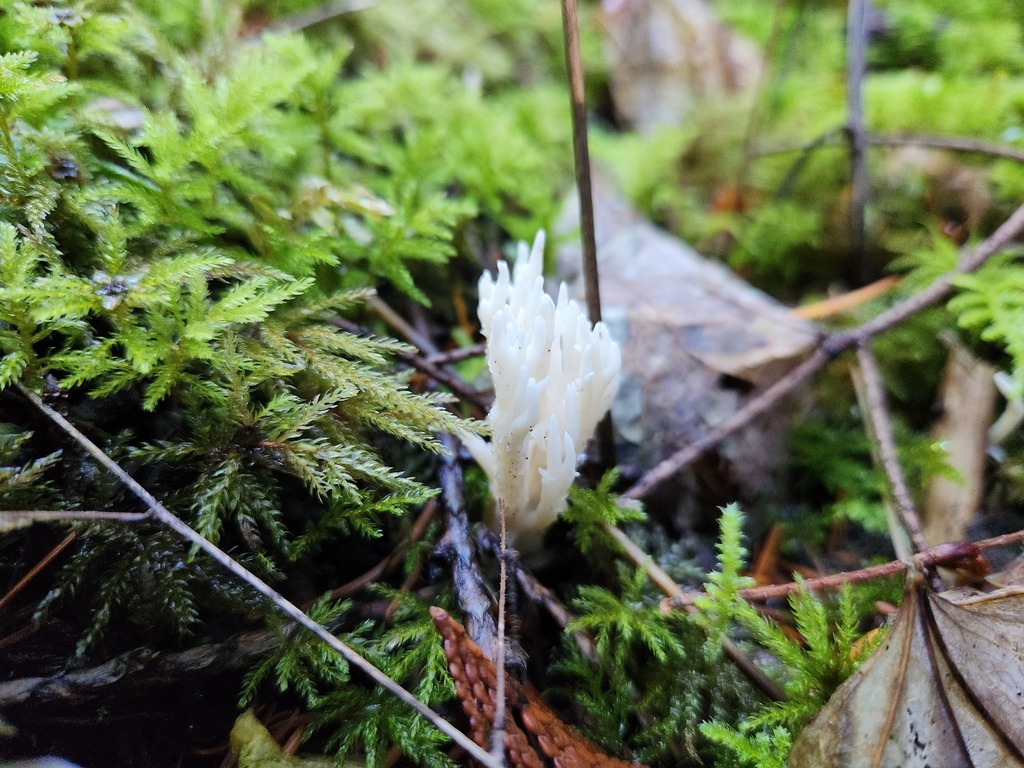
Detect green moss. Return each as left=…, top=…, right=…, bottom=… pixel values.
left=0, top=1, right=566, bottom=762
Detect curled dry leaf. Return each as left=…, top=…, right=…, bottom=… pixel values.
left=431, top=607, right=644, bottom=768
left=789, top=571, right=1024, bottom=767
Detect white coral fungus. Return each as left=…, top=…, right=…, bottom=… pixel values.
left=463, top=232, right=621, bottom=553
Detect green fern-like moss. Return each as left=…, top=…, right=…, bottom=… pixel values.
left=0, top=2, right=566, bottom=763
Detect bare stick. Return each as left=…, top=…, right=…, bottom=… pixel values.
left=845, top=0, right=869, bottom=282
left=15, top=384, right=501, bottom=768
left=0, top=509, right=151, bottom=524
left=426, top=344, right=485, bottom=365
left=663, top=534, right=1024, bottom=611
left=321, top=501, right=436, bottom=606
left=0, top=530, right=76, bottom=611
left=756, top=132, right=1024, bottom=164
left=474, top=525, right=598, bottom=661
left=623, top=200, right=1024, bottom=501
left=366, top=295, right=437, bottom=355
left=602, top=523, right=786, bottom=702
left=855, top=343, right=929, bottom=554
left=867, top=133, right=1024, bottom=163
left=560, top=0, right=615, bottom=469
left=559, top=0, right=600, bottom=328
left=328, top=315, right=488, bottom=415
left=513, top=569, right=598, bottom=662
left=622, top=347, right=830, bottom=500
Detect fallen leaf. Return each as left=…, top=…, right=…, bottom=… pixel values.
left=431, top=607, right=644, bottom=768
left=556, top=170, right=818, bottom=507
left=230, top=710, right=342, bottom=768
left=789, top=571, right=1024, bottom=767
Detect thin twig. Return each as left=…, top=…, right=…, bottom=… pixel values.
left=474, top=526, right=598, bottom=662
left=623, top=200, right=1024, bottom=501
left=662, top=534, right=1024, bottom=611
left=514, top=569, right=598, bottom=662
left=328, top=316, right=489, bottom=415
left=867, top=133, right=1024, bottom=163
left=320, top=500, right=436, bottom=606
left=622, top=347, right=830, bottom=501
left=15, top=384, right=501, bottom=768
left=395, top=349, right=489, bottom=415
left=756, top=132, right=1024, bottom=164
left=0, top=623, right=36, bottom=653
left=426, top=344, right=485, bottom=365
left=560, top=0, right=615, bottom=470
left=855, top=344, right=929, bottom=555
left=0, top=531, right=76, bottom=611
left=602, top=523, right=786, bottom=702
left=367, top=295, right=436, bottom=354
left=0, top=510, right=151, bottom=524
left=845, top=0, right=869, bottom=282
left=849, top=360, right=914, bottom=562
left=776, top=127, right=844, bottom=200
left=559, top=0, right=600, bottom=329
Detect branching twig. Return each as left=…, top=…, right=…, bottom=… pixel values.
left=855, top=343, right=929, bottom=555
left=776, top=127, right=844, bottom=200
left=623, top=200, right=1024, bottom=501
left=756, top=132, right=1024, bottom=164
left=15, top=384, right=501, bottom=768
left=662, top=532, right=1024, bottom=611
left=867, top=133, right=1024, bottom=163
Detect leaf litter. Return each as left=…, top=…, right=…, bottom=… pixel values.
left=789, top=564, right=1024, bottom=767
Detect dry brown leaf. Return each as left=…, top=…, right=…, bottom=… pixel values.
left=556, top=171, right=817, bottom=513
left=431, top=607, right=644, bottom=768
left=789, top=571, right=1024, bottom=767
